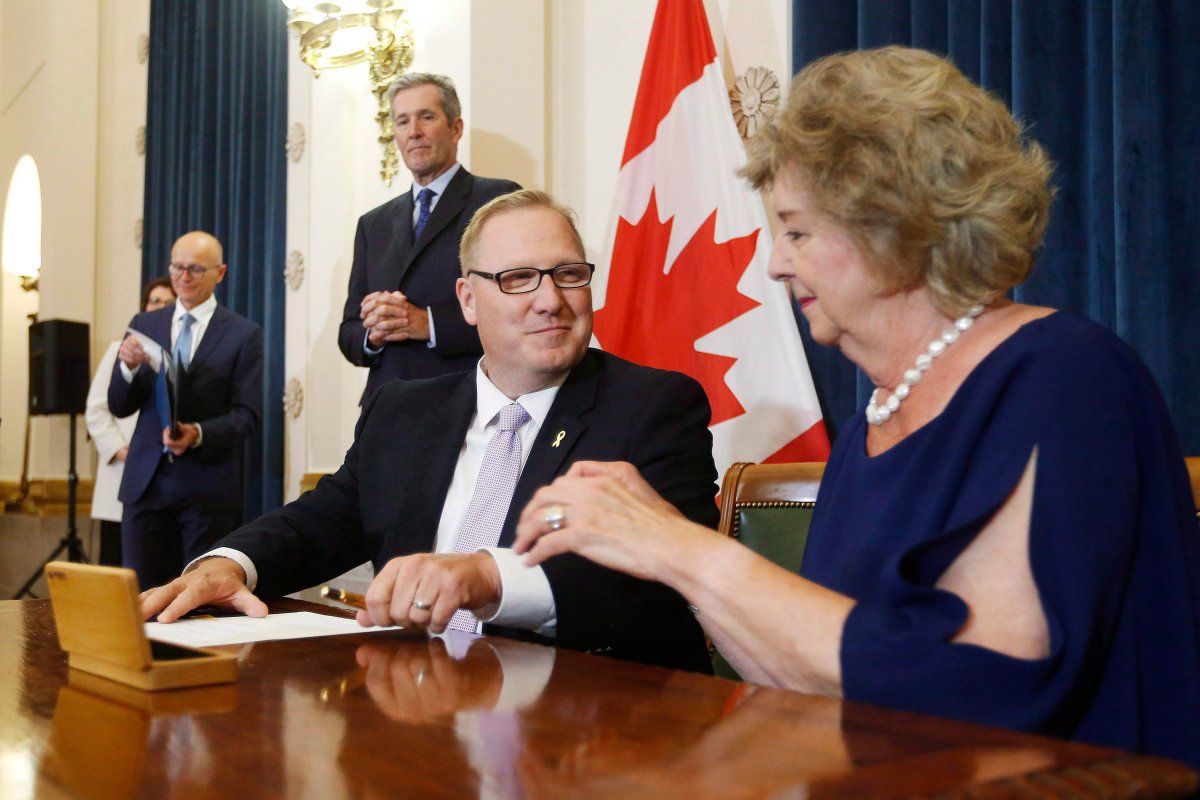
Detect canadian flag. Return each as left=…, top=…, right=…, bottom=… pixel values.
left=594, top=0, right=830, bottom=478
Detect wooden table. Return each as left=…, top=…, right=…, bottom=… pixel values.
left=1, top=599, right=1194, bottom=799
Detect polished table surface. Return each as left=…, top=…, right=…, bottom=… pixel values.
left=2, top=598, right=1195, bottom=799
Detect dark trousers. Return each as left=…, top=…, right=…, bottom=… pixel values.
left=121, top=464, right=241, bottom=590
left=98, top=520, right=123, bottom=566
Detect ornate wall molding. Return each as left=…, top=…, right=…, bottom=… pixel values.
left=286, top=123, right=306, bottom=163
left=730, top=67, right=780, bottom=139
left=283, top=378, right=304, bottom=419
left=284, top=250, right=305, bottom=290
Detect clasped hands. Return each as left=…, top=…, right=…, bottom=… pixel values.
left=361, top=290, right=430, bottom=347
left=140, top=550, right=503, bottom=633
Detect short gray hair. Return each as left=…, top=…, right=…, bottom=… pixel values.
left=385, top=72, right=461, bottom=121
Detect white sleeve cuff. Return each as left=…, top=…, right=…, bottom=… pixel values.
left=426, top=306, right=437, bottom=349
left=363, top=330, right=383, bottom=356
left=476, top=548, right=556, bottom=637
left=120, top=361, right=138, bottom=382
left=183, top=547, right=259, bottom=591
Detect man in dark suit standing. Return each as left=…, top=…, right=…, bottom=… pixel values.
left=339, top=72, right=521, bottom=401
left=142, top=192, right=716, bottom=673
left=109, top=231, right=263, bottom=590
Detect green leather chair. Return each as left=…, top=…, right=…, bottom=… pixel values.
left=711, top=461, right=825, bottom=681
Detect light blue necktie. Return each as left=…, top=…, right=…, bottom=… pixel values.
left=413, top=187, right=436, bottom=240
left=174, top=313, right=195, bottom=370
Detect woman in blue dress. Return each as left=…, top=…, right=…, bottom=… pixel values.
left=514, top=46, right=1200, bottom=768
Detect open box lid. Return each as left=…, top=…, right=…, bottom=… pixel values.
left=46, top=562, right=154, bottom=671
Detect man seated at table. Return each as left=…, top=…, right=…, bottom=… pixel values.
left=140, top=190, right=717, bottom=673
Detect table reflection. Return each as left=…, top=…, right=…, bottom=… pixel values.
left=38, top=674, right=235, bottom=799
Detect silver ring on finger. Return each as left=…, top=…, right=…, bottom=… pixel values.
left=411, top=599, right=432, bottom=611
left=544, top=504, right=567, bottom=532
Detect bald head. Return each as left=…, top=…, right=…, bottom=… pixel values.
left=169, top=231, right=227, bottom=309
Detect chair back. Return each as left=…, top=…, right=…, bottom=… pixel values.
left=718, top=462, right=825, bottom=572
left=712, top=461, right=825, bottom=679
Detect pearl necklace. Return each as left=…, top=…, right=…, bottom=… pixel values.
left=866, top=304, right=984, bottom=426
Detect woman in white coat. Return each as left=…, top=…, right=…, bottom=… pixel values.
left=86, top=277, right=175, bottom=565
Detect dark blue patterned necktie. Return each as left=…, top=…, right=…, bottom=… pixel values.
left=413, top=187, right=436, bottom=240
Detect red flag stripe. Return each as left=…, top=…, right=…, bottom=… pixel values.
left=620, top=0, right=717, bottom=167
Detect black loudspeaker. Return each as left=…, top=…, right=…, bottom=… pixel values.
left=29, top=319, right=90, bottom=416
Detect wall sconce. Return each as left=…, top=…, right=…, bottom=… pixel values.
left=282, top=1, right=415, bottom=185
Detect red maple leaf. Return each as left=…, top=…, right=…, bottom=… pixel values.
left=595, top=190, right=760, bottom=426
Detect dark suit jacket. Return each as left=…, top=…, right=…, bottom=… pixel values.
left=338, top=167, right=521, bottom=399
left=108, top=304, right=264, bottom=508
left=219, top=349, right=718, bottom=672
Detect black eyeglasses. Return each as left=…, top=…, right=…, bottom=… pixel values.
left=468, top=262, right=595, bottom=294
left=168, top=262, right=217, bottom=277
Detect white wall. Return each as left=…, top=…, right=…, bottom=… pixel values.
left=0, top=0, right=111, bottom=486
left=282, top=0, right=791, bottom=499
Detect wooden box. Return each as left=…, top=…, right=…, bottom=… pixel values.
left=45, top=561, right=237, bottom=690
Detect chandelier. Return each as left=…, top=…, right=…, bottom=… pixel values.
left=282, top=1, right=416, bottom=184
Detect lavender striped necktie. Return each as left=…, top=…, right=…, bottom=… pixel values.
left=448, top=402, right=530, bottom=632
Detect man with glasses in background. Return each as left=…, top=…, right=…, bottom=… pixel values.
left=109, top=230, right=263, bottom=590
left=141, top=192, right=715, bottom=674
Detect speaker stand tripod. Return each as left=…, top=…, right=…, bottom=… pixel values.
left=13, top=412, right=89, bottom=599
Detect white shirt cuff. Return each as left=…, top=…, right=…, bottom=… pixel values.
left=426, top=306, right=436, bottom=349
left=362, top=329, right=383, bottom=356
left=120, top=361, right=138, bottom=382
left=476, top=548, right=556, bottom=637
left=183, top=547, right=258, bottom=591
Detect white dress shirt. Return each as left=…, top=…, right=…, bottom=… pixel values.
left=197, top=358, right=562, bottom=636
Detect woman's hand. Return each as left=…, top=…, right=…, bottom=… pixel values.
left=513, top=460, right=708, bottom=583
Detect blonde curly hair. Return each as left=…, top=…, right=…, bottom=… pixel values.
left=743, top=46, right=1054, bottom=314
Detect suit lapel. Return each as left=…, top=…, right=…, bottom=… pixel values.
left=498, top=354, right=601, bottom=547
left=388, top=373, right=477, bottom=552
left=398, top=167, right=472, bottom=286
left=188, top=304, right=227, bottom=368
left=389, top=190, right=416, bottom=286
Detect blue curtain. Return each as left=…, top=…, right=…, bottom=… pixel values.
left=791, top=1, right=1200, bottom=453
left=143, top=0, right=288, bottom=519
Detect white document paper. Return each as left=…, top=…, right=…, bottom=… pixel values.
left=145, top=611, right=404, bottom=647
left=125, top=327, right=166, bottom=373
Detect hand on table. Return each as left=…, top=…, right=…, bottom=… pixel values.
left=356, top=551, right=502, bottom=633
left=140, top=556, right=268, bottom=622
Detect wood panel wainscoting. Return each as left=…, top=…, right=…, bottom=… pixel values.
left=1, top=479, right=94, bottom=516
